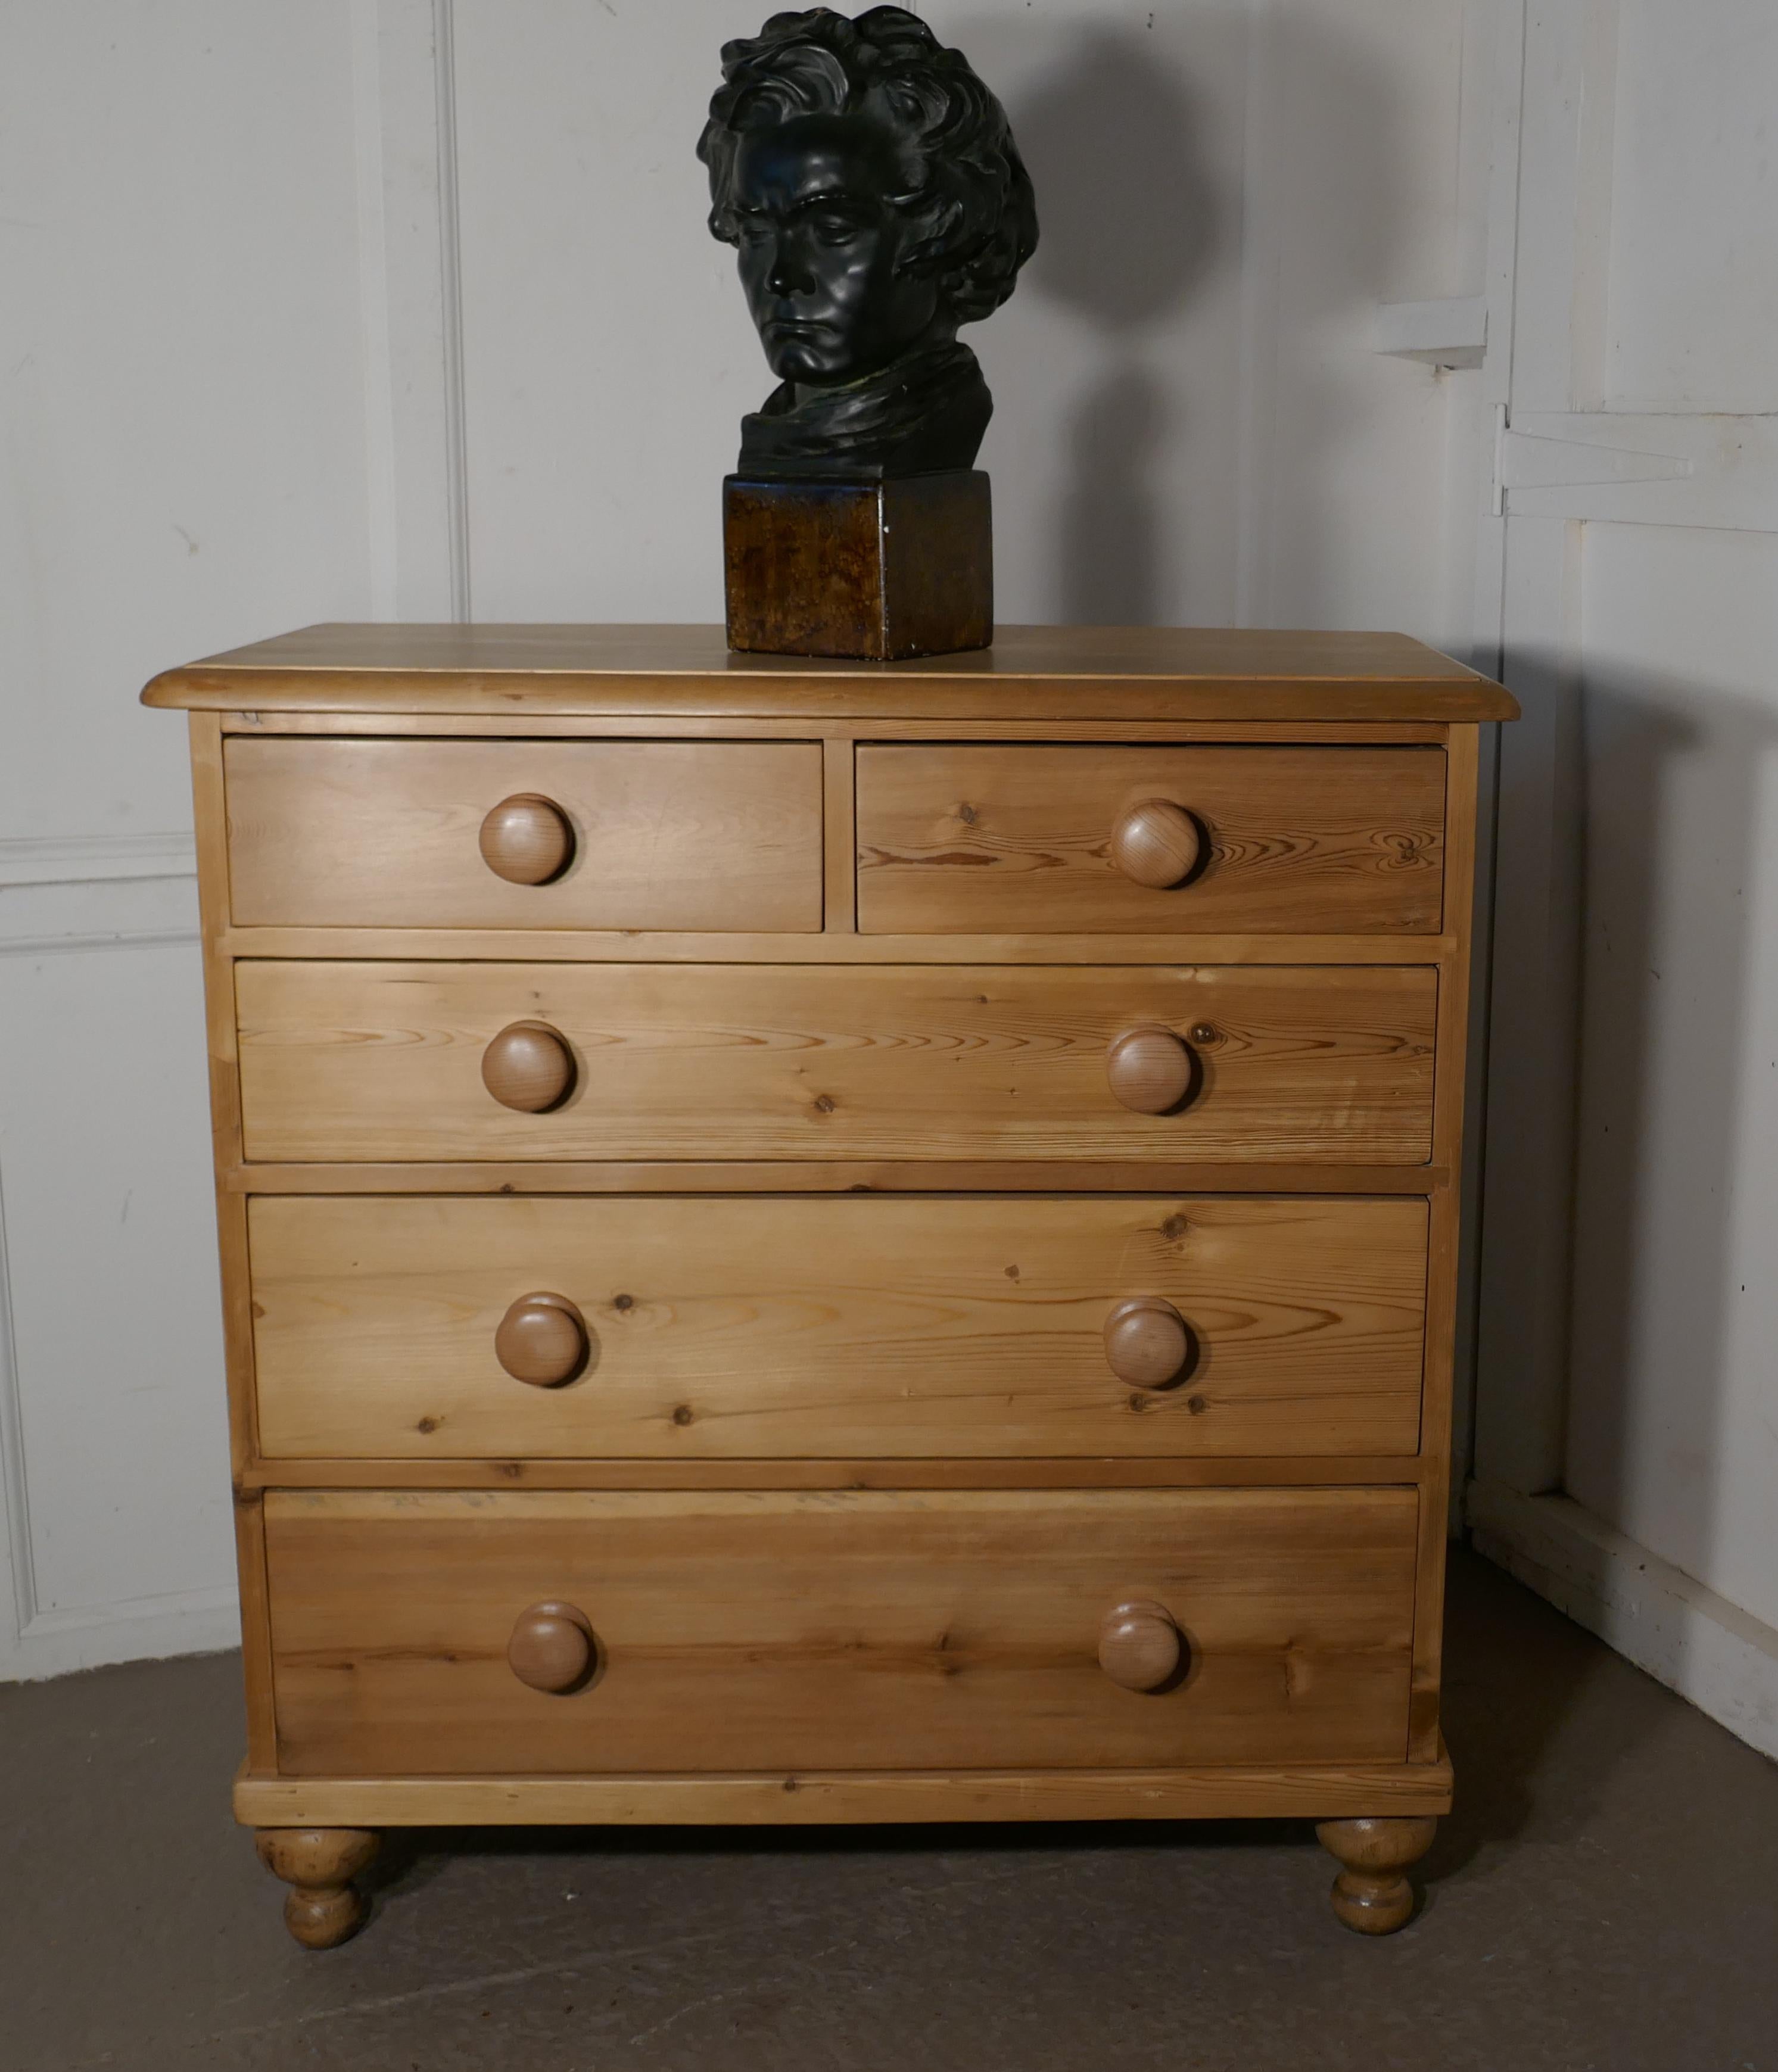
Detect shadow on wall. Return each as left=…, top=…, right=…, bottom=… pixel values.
left=1563, top=672, right=1778, bottom=1630
left=1481, top=639, right=1778, bottom=1718
left=1009, top=29, right=1217, bottom=623
left=958, top=8, right=1415, bottom=627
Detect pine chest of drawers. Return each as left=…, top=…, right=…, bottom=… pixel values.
left=144, top=623, right=1515, bottom=1946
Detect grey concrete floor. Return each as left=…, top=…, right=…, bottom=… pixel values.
left=2, top=1547, right=1775, bottom=2072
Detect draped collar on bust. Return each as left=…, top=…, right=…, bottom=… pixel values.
left=737, top=340, right=991, bottom=480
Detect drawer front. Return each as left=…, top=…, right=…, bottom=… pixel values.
left=264, top=1488, right=1418, bottom=1774
left=235, top=961, right=1438, bottom=1164
left=250, top=1195, right=1428, bottom=1460
left=856, top=744, right=1446, bottom=934
left=225, top=737, right=824, bottom=931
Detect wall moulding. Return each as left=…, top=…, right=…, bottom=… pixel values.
left=0, top=1160, right=30, bottom=1654
left=2, top=1589, right=241, bottom=1684
left=0, top=853, right=199, bottom=958
left=0, top=833, right=197, bottom=889
left=0, top=833, right=220, bottom=1678
left=349, top=0, right=471, bottom=622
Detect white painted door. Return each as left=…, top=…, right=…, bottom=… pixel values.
left=1473, top=0, right=1778, bottom=1746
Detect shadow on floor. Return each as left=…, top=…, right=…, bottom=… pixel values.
left=358, top=1546, right=1622, bottom=1918
left=3, top=1547, right=1774, bottom=2072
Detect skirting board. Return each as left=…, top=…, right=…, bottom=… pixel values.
left=0, top=1588, right=240, bottom=1684
left=1466, top=1477, right=1778, bottom=1762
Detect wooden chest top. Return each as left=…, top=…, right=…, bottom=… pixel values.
left=143, top=622, right=1518, bottom=723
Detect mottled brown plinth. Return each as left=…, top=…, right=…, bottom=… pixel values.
left=724, top=471, right=992, bottom=660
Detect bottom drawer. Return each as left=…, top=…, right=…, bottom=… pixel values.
left=264, top=1488, right=1418, bottom=1775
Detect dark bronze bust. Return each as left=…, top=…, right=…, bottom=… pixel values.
left=699, top=7, right=1038, bottom=481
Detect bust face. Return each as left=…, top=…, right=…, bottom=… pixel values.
left=730, top=113, right=946, bottom=388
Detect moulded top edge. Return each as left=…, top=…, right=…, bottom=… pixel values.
left=141, top=622, right=1516, bottom=722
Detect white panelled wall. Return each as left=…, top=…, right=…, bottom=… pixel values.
left=1468, top=0, right=1778, bottom=1760
left=2, top=0, right=1773, bottom=1759
left=0, top=3, right=380, bottom=1675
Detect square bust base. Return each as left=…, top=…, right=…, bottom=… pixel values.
left=724, top=470, right=992, bottom=661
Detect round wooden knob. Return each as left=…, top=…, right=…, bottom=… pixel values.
left=507, top=1601, right=596, bottom=1693
left=1104, top=1297, right=1192, bottom=1389
left=479, top=794, right=574, bottom=885
left=1111, top=799, right=1202, bottom=889
left=1106, top=1026, right=1195, bottom=1114
left=494, top=1293, right=587, bottom=1386
left=1098, top=1600, right=1183, bottom=1693
left=481, top=1021, right=575, bottom=1112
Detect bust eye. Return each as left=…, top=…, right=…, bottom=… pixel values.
left=809, top=210, right=870, bottom=244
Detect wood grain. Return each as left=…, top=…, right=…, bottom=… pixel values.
left=479, top=1021, right=577, bottom=1113
left=224, top=737, right=823, bottom=931
left=175, top=673, right=1507, bottom=722
left=477, top=794, right=574, bottom=885
left=233, top=1490, right=278, bottom=1772
left=1097, top=1600, right=1184, bottom=1691
left=1105, top=1025, right=1197, bottom=1114
left=141, top=622, right=1517, bottom=722
left=506, top=1601, right=597, bottom=1694
left=239, top=1457, right=1436, bottom=1493
left=821, top=734, right=857, bottom=931
left=1111, top=798, right=1203, bottom=889
left=1318, top=1814, right=1439, bottom=1934
left=1409, top=721, right=1482, bottom=1761
left=857, top=745, right=1446, bottom=934
left=254, top=1828, right=379, bottom=1949
left=188, top=713, right=279, bottom=1768
left=1102, top=1297, right=1194, bottom=1390
left=228, top=1159, right=1449, bottom=1196
left=246, top=1194, right=1428, bottom=1460
left=263, top=1487, right=1418, bottom=1775
left=189, top=717, right=253, bottom=1468
left=217, top=712, right=1454, bottom=743
left=233, top=1748, right=1456, bottom=1827
left=234, top=961, right=1440, bottom=1165
left=147, top=648, right=1505, bottom=1860
left=492, top=1293, right=588, bottom=1387
left=155, top=621, right=1490, bottom=681
left=219, top=926, right=1461, bottom=967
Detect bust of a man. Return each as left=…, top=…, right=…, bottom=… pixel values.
left=698, top=6, right=1037, bottom=481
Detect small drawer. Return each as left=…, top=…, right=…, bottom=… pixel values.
left=248, top=1194, right=1428, bottom=1460
left=234, top=961, right=1438, bottom=1164
left=225, top=737, right=824, bottom=931
left=856, top=744, right=1446, bottom=934
left=264, top=1487, right=1419, bottom=1775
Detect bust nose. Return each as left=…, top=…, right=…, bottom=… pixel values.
left=764, top=235, right=815, bottom=298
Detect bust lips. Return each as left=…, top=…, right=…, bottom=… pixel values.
left=759, top=316, right=845, bottom=362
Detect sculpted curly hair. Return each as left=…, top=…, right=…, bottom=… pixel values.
left=698, top=6, right=1038, bottom=326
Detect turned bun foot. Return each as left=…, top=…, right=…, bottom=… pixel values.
left=254, top=1827, right=381, bottom=1949
left=1315, top=1815, right=1437, bottom=1934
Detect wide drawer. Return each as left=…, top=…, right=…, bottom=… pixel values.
left=248, top=1195, right=1428, bottom=1459
left=225, top=737, right=824, bottom=931
left=234, top=961, right=1438, bottom=1164
left=264, top=1488, right=1418, bottom=1774
left=856, top=744, right=1446, bottom=934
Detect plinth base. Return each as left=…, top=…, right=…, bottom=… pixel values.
left=724, top=471, right=992, bottom=660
